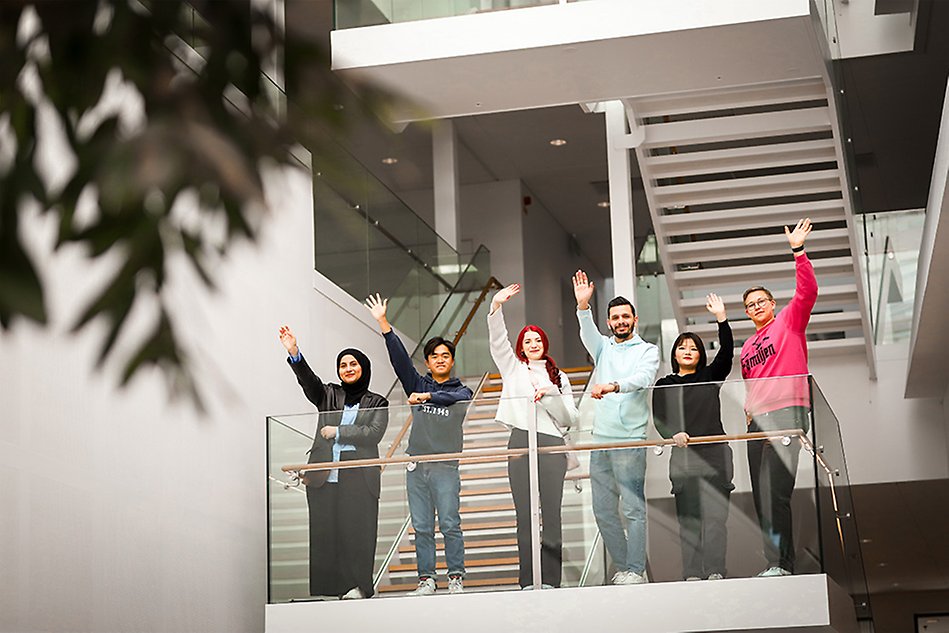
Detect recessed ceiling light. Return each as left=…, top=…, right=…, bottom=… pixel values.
left=381, top=157, right=398, bottom=165
left=860, top=538, right=872, bottom=544
left=597, top=201, right=610, bottom=208
left=877, top=562, right=887, bottom=567
left=549, top=138, right=567, bottom=147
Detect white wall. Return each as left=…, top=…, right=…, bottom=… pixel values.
left=457, top=179, right=526, bottom=327
left=0, top=164, right=397, bottom=633
left=810, top=345, right=949, bottom=486
left=521, top=187, right=603, bottom=367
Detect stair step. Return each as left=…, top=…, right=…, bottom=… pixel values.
left=459, top=503, right=514, bottom=515
left=659, top=199, right=845, bottom=236
left=409, top=519, right=516, bottom=535
left=378, top=576, right=520, bottom=593
left=398, top=537, right=518, bottom=554
left=643, top=107, right=832, bottom=148
left=672, top=256, right=855, bottom=289
left=653, top=170, right=842, bottom=208
left=666, top=228, right=852, bottom=264
left=461, top=470, right=508, bottom=482
left=460, top=486, right=511, bottom=498
left=631, top=78, right=827, bottom=118
left=463, top=442, right=509, bottom=452
left=645, top=138, right=838, bottom=178
left=808, top=337, right=867, bottom=355
left=463, top=424, right=507, bottom=435
left=387, top=556, right=518, bottom=574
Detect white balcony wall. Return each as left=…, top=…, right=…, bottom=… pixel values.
left=0, top=157, right=400, bottom=633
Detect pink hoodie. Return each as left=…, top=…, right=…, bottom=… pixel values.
left=740, top=254, right=817, bottom=415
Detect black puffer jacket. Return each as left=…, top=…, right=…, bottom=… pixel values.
left=288, top=355, right=389, bottom=495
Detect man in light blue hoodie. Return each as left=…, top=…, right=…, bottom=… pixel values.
left=573, top=270, right=660, bottom=585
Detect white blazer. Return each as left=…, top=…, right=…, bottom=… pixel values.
left=487, top=307, right=579, bottom=438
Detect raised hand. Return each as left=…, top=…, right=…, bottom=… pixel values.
left=365, top=293, right=388, bottom=322
left=365, top=293, right=392, bottom=333
left=491, top=283, right=521, bottom=313
left=278, top=325, right=299, bottom=357
left=705, top=292, right=726, bottom=322
left=573, top=270, right=595, bottom=310
left=785, top=217, right=812, bottom=250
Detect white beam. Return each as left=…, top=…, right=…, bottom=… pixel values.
left=433, top=119, right=461, bottom=251
left=604, top=101, right=636, bottom=302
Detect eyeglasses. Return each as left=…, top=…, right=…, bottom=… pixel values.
left=744, top=298, right=772, bottom=310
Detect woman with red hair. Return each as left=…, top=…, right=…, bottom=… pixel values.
left=488, top=283, right=578, bottom=589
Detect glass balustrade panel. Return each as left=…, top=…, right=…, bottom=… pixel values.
left=269, top=377, right=864, bottom=602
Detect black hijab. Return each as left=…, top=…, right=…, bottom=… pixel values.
left=336, top=348, right=371, bottom=406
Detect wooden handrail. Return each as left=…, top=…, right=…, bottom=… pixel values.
left=282, top=429, right=806, bottom=474
left=452, top=275, right=502, bottom=345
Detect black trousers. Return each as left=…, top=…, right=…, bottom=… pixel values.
left=508, top=429, right=568, bottom=588
left=673, top=475, right=732, bottom=579
left=305, top=467, right=380, bottom=597
left=747, top=406, right=809, bottom=573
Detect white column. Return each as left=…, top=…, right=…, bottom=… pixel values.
left=604, top=100, right=637, bottom=302
left=433, top=119, right=461, bottom=253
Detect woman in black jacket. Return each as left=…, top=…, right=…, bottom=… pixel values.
left=279, top=325, right=389, bottom=599
left=652, top=294, right=735, bottom=581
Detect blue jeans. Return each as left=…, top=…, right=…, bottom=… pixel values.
left=590, top=448, right=647, bottom=575
left=407, top=462, right=465, bottom=578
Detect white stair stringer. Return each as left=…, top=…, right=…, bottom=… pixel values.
left=623, top=77, right=876, bottom=374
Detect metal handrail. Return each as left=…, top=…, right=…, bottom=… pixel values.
left=282, top=429, right=807, bottom=476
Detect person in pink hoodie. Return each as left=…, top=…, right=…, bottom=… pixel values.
left=739, top=218, right=816, bottom=578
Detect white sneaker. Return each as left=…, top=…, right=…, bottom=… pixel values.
left=447, top=576, right=464, bottom=594
left=707, top=573, right=724, bottom=580
left=340, top=586, right=365, bottom=600
left=612, top=570, right=647, bottom=585
left=757, top=566, right=792, bottom=577
left=520, top=584, right=554, bottom=590
left=408, top=577, right=437, bottom=596
left=685, top=576, right=702, bottom=581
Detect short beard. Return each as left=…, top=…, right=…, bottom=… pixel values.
left=609, top=325, right=633, bottom=341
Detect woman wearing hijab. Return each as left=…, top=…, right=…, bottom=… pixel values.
left=487, top=283, right=578, bottom=589
left=652, top=294, right=735, bottom=581
left=278, top=325, right=389, bottom=599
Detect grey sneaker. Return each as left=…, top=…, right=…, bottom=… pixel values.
left=340, top=586, right=365, bottom=600
left=757, top=566, right=792, bottom=577
left=447, top=576, right=464, bottom=594
left=612, top=570, right=647, bottom=585
left=707, top=573, right=725, bottom=580
left=409, top=577, right=437, bottom=596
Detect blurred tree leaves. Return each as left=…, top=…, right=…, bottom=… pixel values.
left=0, top=0, right=389, bottom=407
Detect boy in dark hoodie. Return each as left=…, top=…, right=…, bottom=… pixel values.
left=366, top=294, right=474, bottom=596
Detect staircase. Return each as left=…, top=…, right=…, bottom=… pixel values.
left=375, top=365, right=595, bottom=594
left=622, top=77, right=874, bottom=371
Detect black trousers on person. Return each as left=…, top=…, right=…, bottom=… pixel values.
left=673, top=475, right=732, bottom=579
left=671, top=444, right=734, bottom=579
left=305, top=466, right=380, bottom=597
left=747, top=406, right=809, bottom=573
left=507, top=429, right=568, bottom=588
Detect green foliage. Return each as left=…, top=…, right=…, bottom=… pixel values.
left=0, top=0, right=388, bottom=407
